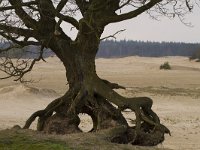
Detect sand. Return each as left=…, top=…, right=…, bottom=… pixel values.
left=0, top=56, right=200, bottom=150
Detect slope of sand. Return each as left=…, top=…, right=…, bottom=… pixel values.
left=0, top=56, right=200, bottom=150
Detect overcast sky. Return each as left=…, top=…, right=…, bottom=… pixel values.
left=102, top=7, right=200, bottom=43
left=63, top=6, right=200, bottom=43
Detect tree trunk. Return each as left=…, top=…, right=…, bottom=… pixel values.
left=23, top=27, right=170, bottom=146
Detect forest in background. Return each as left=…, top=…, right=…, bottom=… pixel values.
left=98, top=40, right=200, bottom=58
left=0, top=40, right=200, bottom=58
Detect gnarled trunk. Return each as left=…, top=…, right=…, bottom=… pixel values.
left=23, top=28, right=170, bottom=146
left=2, top=0, right=195, bottom=147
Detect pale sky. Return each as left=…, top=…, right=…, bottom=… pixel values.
left=63, top=6, right=200, bottom=43
left=103, top=7, right=200, bottom=43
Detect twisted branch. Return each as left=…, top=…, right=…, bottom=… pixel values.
left=0, top=45, right=45, bottom=82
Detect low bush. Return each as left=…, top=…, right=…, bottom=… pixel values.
left=189, top=49, right=200, bottom=62
left=160, top=62, right=171, bottom=70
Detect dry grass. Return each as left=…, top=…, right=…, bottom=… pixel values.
left=0, top=128, right=171, bottom=150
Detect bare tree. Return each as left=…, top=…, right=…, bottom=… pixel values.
left=0, top=0, right=197, bottom=145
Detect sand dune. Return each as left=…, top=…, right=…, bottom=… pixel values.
left=0, top=56, right=200, bottom=149
left=0, top=84, right=59, bottom=130
left=0, top=84, right=59, bottom=98
left=172, top=65, right=200, bottom=72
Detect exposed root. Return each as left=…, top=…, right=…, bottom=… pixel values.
left=67, top=87, right=87, bottom=115
left=93, top=77, right=170, bottom=144
left=23, top=110, right=45, bottom=129
left=43, top=113, right=81, bottom=134
left=23, top=76, right=170, bottom=146
left=23, top=95, right=66, bottom=130
left=93, top=95, right=127, bottom=130
left=102, top=79, right=126, bottom=89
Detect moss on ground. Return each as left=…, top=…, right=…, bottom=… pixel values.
left=0, top=129, right=70, bottom=150
left=0, top=128, right=171, bottom=150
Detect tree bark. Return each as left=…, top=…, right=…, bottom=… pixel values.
left=23, top=21, right=170, bottom=146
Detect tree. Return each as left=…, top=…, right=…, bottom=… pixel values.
left=0, top=0, right=197, bottom=146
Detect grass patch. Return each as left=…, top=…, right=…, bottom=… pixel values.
left=0, top=128, right=171, bottom=150
left=0, top=130, right=70, bottom=150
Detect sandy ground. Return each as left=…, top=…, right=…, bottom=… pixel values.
left=0, top=56, right=200, bottom=150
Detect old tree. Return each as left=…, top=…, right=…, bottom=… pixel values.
left=0, top=0, right=197, bottom=146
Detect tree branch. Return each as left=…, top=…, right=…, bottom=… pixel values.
left=56, top=0, right=69, bottom=12
left=119, top=0, right=132, bottom=9
left=56, top=13, right=79, bottom=30
left=0, top=1, right=38, bottom=11
left=185, top=0, right=193, bottom=11
left=55, top=0, right=79, bottom=29
left=39, top=0, right=79, bottom=32
left=8, top=0, right=38, bottom=29
left=0, top=32, right=40, bottom=47
left=75, top=0, right=88, bottom=16
left=0, top=23, right=37, bottom=38
left=104, top=0, right=162, bottom=24
left=0, top=45, right=45, bottom=82
left=100, top=29, right=126, bottom=41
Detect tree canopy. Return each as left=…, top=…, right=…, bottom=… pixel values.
left=0, top=0, right=197, bottom=81
left=0, top=0, right=196, bottom=47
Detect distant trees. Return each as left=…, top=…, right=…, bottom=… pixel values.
left=190, top=49, right=200, bottom=62
left=0, top=42, right=54, bottom=58
left=1, top=40, right=199, bottom=58
left=98, top=40, right=200, bottom=58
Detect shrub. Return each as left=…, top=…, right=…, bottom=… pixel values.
left=160, top=62, right=171, bottom=70
left=189, top=49, right=200, bottom=62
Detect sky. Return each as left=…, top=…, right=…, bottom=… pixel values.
left=102, top=7, right=200, bottom=43
left=63, top=5, right=200, bottom=43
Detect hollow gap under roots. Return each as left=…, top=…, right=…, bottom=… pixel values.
left=78, top=113, right=93, bottom=132
left=121, top=109, right=136, bottom=127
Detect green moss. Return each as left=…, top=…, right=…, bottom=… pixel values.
left=0, top=129, right=171, bottom=150
left=0, top=131, right=70, bottom=150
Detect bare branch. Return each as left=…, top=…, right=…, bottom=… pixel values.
left=0, top=1, right=38, bottom=11
left=54, top=0, right=79, bottom=29
left=0, top=23, right=37, bottom=38
left=100, top=29, right=126, bottom=41
left=186, top=0, right=193, bottom=11
left=0, top=31, right=40, bottom=47
left=119, top=0, right=132, bottom=9
left=56, top=13, right=79, bottom=29
left=38, top=0, right=79, bottom=33
left=8, top=0, right=38, bottom=29
left=104, top=0, right=162, bottom=24
left=75, top=0, right=88, bottom=16
left=0, top=45, right=45, bottom=82
left=56, top=0, right=69, bottom=12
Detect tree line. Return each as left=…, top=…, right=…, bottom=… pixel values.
left=98, top=40, right=200, bottom=58
left=1, top=40, right=200, bottom=58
